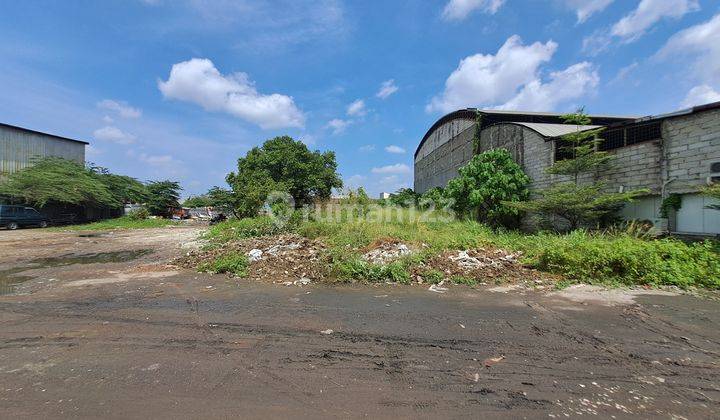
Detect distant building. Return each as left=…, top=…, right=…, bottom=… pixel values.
left=415, top=103, right=720, bottom=235
left=379, top=192, right=391, bottom=199
left=0, top=122, right=87, bottom=175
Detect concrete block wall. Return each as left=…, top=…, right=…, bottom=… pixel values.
left=414, top=124, right=474, bottom=193
left=663, top=108, right=720, bottom=194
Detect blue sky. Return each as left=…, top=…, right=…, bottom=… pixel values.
left=1, top=0, right=719, bottom=198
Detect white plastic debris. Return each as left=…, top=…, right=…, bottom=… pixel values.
left=248, top=249, right=263, bottom=262
left=428, top=284, right=448, bottom=293
left=294, top=277, right=311, bottom=286
left=320, top=329, right=334, bottom=335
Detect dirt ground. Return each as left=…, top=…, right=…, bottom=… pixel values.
left=1, top=227, right=719, bottom=419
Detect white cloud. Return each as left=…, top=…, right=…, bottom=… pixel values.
left=158, top=58, right=305, bottom=129
left=427, top=35, right=594, bottom=113
left=384, top=145, right=406, bottom=154
left=346, top=99, right=366, bottom=116
left=500, top=62, right=599, bottom=111
left=326, top=118, right=351, bottom=135
left=97, top=99, right=142, bottom=119
left=608, top=61, right=639, bottom=85
left=565, top=0, right=613, bottom=23
left=656, top=14, right=720, bottom=87
left=345, top=174, right=367, bottom=189
left=611, top=0, right=699, bottom=42
left=102, top=115, right=114, bottom=124
left=93, top=126, right=136, bottom=145
left=376, top=79, right=399, bottom=99
left=441, top=0, right=505, bottom=21
left=371, top=163, right=411, bottom=175
left=358, top=144, right=375, bottom=152
left=138, top=153, right=176, bottom=166
left=681, top=85, right=720, bottom=108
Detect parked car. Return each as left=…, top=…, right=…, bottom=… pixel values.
left=0, top=205, right=49, bottom=230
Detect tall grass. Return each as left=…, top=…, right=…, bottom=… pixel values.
left=53, top=216, right=177, bottom=231
left=205, top=207, right=720, bottom=289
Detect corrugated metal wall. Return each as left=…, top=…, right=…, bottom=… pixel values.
left=0, top=125, right=85, bottom=174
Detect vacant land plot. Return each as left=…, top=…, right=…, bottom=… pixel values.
left=1, top=226, right=719, bottom=418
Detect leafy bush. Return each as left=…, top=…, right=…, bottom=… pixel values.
left=516, top=231, right=720, bottom=289
left=333, top=257, right=411, bottom=284
left=198, top=252, right=249, bottom=276
left=420, top=269, right=444, bottom=284
left=445, top=149, right=530, bottom=227
left=127, top=207, right=150, bottom=220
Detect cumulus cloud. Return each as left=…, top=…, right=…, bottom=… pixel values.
left=326, top=118, right=351, bottom=135
left=158, top=58, right=305, bottom=129
left=657, top=13, right=720, bottom=86
left=441, top=0, right=505, bottom=21
left=93, top=126, right=136, bottom=145
left=564, top=0, right=613, bottom=23
left=384, top=145, right=406, bottom=154
left=346, top=99, right=366, bottom=116
left=427, top=35, right=595, bottom=113
left=97, top=99, right=142, bottom=119
left=611, top=0, right=699, bottom=42
left=371, top=163, right=411, bottom=175
left=681, top=85, right=720, bottom=108
left=358, top=144, right=375, bottom=152
left=376, top=79, right=399, bottom=99
left=499, top=62, right=599, bottom=111
left=138, top=153, right=176, bottom=166
left=102, top=115, right=114, bottom=124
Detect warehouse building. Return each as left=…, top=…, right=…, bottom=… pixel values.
left=0, top=122, right=87, bottom=175
left=415, top=102, right=720, bottom=235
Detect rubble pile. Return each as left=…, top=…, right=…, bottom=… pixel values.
left=415, top=248, right=548, bottom=285
left=362, top=240, right=415, bottom=264
left=178, top=234, right=326, bottom=283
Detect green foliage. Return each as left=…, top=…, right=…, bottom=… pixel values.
left=420, top=269, right=444, bottom=284
left=418, top=187, right=450, bottom=210
left=342, top=187, right=372, bottom=216
left=52, top=216, right=175, bottom=231
left=511, top=111, right=646, bottom=230
left=702, top=183, right=720, bottom=210
left=204, top=207, right=720, bottom=290
left=226, top=136, right=343, bottom=216
left=333, top=257, right=411, bottom=284
left=88, top=165, right=148, bottom=205
left=0, top=157, right=119, bottom=208
left=205, top=215, right=297, bottom=243
left=660, top=194, right=683, bottom=218
left=520, top=230, right=720, bottom=289
left=445, top=149, right=530, bottom=226
left=451, top=275, right=477, bottom=286
left=198, top=252, right=249, bottom=277
left=513, top=182, right=646, bottom=231
left=145, top=180, right=182, bottom=217
left=388, top=188, right=419, bottom=208
left=183, top=195, right=213, bottom=208
left=127, top=207, right=150, bottom=220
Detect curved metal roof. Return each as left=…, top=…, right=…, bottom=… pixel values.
left=414, top=109, right=633, bottom=159
left=492, top=122, right=601, bottom=138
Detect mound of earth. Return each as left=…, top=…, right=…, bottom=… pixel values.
left=362, top=239, right=417, bottom=264
left=415, top=248, right=550, bottom=285
left=178, top=234, right=326, bottom=283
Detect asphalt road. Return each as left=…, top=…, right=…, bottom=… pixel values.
left=1, top=227, right=719, bottom=419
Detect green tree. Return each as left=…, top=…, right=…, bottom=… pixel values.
left=145, top=180, right=182, bottom=217
left=90, top=166, right=148, bottom=205
left=418, top=186, right=449, bottom=210
left=512, top=111, right=646, bottom=230
left=226, top=136, right=342, bottom=216
left=445, top=149, right=530, bottom=226
left=183, top=194, right=214, bottom=208
left=389, top=188, right=419, bottom=208
left=0, top=157, right=118, bottom=208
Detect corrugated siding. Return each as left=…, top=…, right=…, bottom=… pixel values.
left=0, top=126, right=85, bottom=174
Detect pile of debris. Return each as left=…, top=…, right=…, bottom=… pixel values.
left=178, top=234, right=326, bottom=284
left=362, top=239, right=416, bottom=264
left=415, top=248, right=548, bottom=285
